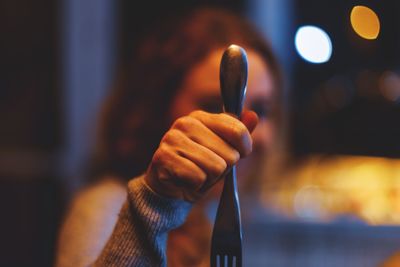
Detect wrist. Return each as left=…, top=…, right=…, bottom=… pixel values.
left=143, top=170, right=183, bottom=200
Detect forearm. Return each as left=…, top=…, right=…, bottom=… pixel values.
left=93, top=176, right=192, bottom=267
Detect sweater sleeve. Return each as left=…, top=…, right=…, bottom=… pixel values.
left=93, top=176, right=192, bottom=267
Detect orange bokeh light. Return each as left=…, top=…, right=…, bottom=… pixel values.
left=350, top=5, right=380, bottom=40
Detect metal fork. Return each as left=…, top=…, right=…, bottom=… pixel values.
left=210, top=44, right=248, bottom=267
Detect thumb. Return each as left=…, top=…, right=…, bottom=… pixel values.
left=241, top=109, right=259, bottom=133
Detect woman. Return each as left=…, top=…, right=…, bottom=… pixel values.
left=55, top=6, right=282, bottom=267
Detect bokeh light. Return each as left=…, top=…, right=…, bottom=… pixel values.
left=321, top=75, right=354, bottom=110
left=350, top=5, right=380, bottom=40
left=295, top=25, right=332, bottom=64
left=379, top=71, right=400, bottom=102
left=294, top=185, right=327, bottom=221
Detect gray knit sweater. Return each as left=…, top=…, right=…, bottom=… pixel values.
left=93, top=178, right=192, bottom=266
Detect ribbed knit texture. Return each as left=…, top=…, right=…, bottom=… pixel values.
left=94, top=177, right=192, bottom=267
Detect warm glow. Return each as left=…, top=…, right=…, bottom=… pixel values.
left=350, top=5, right=380, bottom=40
left=262, top=155, right=400, bottom=225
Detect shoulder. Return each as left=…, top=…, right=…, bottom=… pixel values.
left=70, top=176, right=127, bottom=218
left=61, top=176, right=128, bottom=229
left=76, top=176, right=127, bottom=202
left=55, top=177, right=129, bottom=267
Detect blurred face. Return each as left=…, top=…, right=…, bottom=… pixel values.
left=169, top=48, right=277, bottom=193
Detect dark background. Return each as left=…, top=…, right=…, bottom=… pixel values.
left=290, top=0, right=400, bottom=159
left=1, top=0, right=399, bottom=266
left=1, top=0, right=62, bottom=266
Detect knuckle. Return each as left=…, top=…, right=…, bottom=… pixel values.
left=152, top=144, right=170, bottom=164
left=172, top=116, right=195, bottom=132
left=231, top=123, right=248, bottom=141
left=161, top=130, right=174, bottom=144
left=161, top=128, right=183, bottom=145
left=189, top=110, right=206, bottom=118
left=230, top=123, right=251, bottom=155
left=211, top=159, right=227, bottom=177
left=194, top=171, right=207, bottom=187
left=172, top=117, right=187, bottom=130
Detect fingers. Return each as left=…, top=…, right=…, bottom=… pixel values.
left=241, top=109, right=259, bottom=133
left=171, top=116, right=240, bottom=166
left=162, top=129, right=227, bottom=179
left=189, top=110, right=253, bottom=157
left=151, top=144, right=207, bottom=190
left=145, top=109, right=258, bottom=202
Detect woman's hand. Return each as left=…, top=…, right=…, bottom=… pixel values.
left=144, top=110, right=258, bottom=202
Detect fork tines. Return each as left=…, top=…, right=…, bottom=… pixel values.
left=210, top=167, right=242, bottom=267
left=211, top=253, right=242, bottom=267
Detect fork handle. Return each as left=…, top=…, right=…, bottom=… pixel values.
left=218, top=44, right=247, bottom=226
left=220, top=44, right=248, bottom=117
left=216, top=43, right=247, bottom=231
